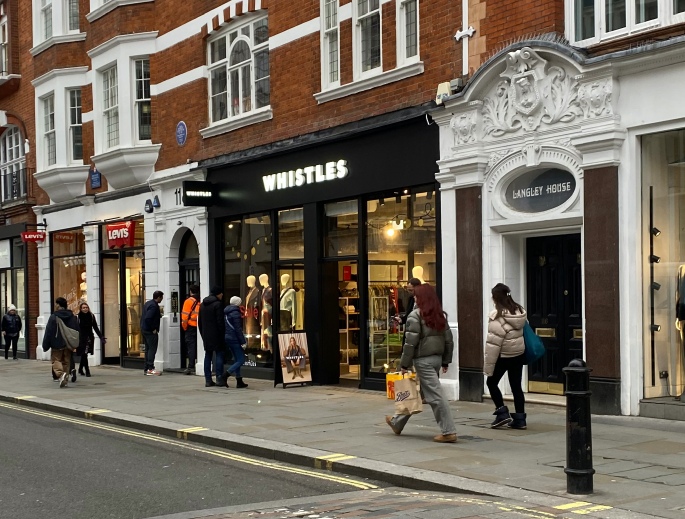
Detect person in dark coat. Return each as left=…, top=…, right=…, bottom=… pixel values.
left=224, top=296, right=248, bottom=389
left=76, top=302, right=105, bottom=378
left=140, top=290, right=164, bottom=376
left=198, top=285, right=225, bottom=388
left=42, top=297, right=79, bottom=388
left=2, top=304, right=22, bottom=360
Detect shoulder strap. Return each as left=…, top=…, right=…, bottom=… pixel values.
left=190, top=299, right=199, bottom=314
left=225, top=314, right=235, bottom=330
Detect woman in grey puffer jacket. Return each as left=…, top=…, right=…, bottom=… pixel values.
left=385, top=284, right=457, bottom=443
left=485, top=283, right=527, bottom=430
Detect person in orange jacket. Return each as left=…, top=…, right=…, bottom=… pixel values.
left=181, top=285, right=200, bottom=374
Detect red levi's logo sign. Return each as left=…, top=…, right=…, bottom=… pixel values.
left=106, top=221, right=135, bottom=249
left=21, top=231, right=46, bottom=243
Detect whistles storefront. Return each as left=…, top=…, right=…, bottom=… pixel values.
left=199, top=115, right=445, bottom=391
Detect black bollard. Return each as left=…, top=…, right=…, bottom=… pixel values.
left=563, top=358, right=595, bottom=494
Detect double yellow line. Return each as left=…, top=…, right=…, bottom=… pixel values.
left=0, top=401, right=377, bottom=490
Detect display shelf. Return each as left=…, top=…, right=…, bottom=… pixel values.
left=339, top=297, right=360, bottom=365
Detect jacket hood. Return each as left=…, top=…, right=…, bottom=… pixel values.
left=224, top=304, right=241, bottom=316
left=202, top=295, right=220, bottom=305
left=55, top=309, right=75, bottom=321
left=488, top=309, right=527, bottom=329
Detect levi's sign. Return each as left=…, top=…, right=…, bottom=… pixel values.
left=106, top=221, right=135, bottom=249
left=262, top=160, right=348, bottom=192
left=21, top=231, right=46, bottom=243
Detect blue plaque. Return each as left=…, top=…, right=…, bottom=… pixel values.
left=90, top=166, right=102, bottom=189
left=176, top=121, right=187, bottom=147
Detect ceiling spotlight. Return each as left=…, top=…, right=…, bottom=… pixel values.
left=650, top=324, right=661, bottom=332
left=652, top=282, right=661, bottom=291
left=64, top=261, right=69, bottom=268
left=403, top=189, right=408, bottom=194
left=258, top=216, right=264, bottom=223
left=650, top=255, right=661, bottom=263
left=228, top=223, right=234, bottom=229
left=379, top=198, right=385, bottom=206
left=426, top=191, right=433, bottom=200
left=395, top=216, right=401, bottom=225
left=395, top=194, right=401, bottom=204
left=651, top=227, right=661, bottom=236
left=386, top=227, right=395, bottom=237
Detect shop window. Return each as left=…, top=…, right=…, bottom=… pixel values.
left=0, top=239, right=26, bottom=356
left=223, top=213, right=273, bottom=368
left=51, top=229, right=86, bottom=313
left=642, top=129, right=685, bottom=400
left=278, top=207, right=304, bottom=259
left=324, top=200, right=359, bottom=256
left=277, top=208, right=305, bottom=333
left=366, top=189, right=437, bottom=373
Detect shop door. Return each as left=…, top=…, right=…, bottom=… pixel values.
left=526, top=234, right=582, bottom=394
left=101, top=254, right=122, bottom=365
left=178, top=259, right=199, bottom=369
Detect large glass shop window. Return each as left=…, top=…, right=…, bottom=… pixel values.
left=223, top=214, right=273, bottom=368
left=366, top=190, right=437, bottom=372
left=277, top=208, right=305, bottom=332
left=51, top=230, right=86, bottom=313
left=643, top=130, right=685, bottom=401
left=0, top=239, right=26, bottom=356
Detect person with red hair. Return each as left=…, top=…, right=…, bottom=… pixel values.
left=385, top=283, right=457, bottom=443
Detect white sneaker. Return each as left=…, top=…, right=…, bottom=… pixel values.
left=59, top=373, right=68, bottom=388
left=148, top=369, right=162, bottom=376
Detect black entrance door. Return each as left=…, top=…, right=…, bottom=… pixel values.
left=526, top=234, right=582, bottom=392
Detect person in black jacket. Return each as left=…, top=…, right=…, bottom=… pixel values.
left=140, top=290, right=164, bottom=376
left=198, top=285, right=225, bottom=388
left=77, top=302, right=105, bottom=377
left=224, top=296, right=248, bottom=389
left=2, top=304, right=22, bottom=360
left=42, top=297, right=79, bottom=388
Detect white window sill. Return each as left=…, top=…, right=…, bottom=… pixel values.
left=0, top=74, right=21, bottom=86
left=87, top=0, right=154, bottom=23
left=30, top=33, right=87, bottom=57
left=200, top=107, right=273, bottom=139
left=314, top=62, right=424, bottom=104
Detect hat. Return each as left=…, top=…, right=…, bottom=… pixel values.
left=229, top=296, right=242, bottom=306
left=210, top=285, right=223, bottom=296
left=7, top=304, right=16, bottom=311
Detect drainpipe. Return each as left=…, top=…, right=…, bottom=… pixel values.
left=454, top=0, right=475, bottom=77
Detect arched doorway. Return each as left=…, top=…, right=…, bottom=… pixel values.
left=179, top=230, right=199, bottom=369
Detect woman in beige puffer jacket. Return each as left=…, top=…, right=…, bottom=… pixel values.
left=484, top=283, right=528, bottom=430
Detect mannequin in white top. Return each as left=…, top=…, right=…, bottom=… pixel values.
left=280, top=274, right=297, bottom=330
left=412, top=266, right=426, bottom=284
left=260, top=273, right=272, bottom=350
left=80, top=271, right=88, bottom=301
left=245, top=275, right=260, bottom=343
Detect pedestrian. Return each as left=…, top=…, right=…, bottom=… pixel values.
left=484, top=283, right=527, bottom=429
left=141, top=290, right=164, bottom=376
left=181, top=284, right=200, bottom=375
left=224, top=296, right=248, bottom=388
left=42, top=297, right=79, bottom=388
left=2, top=304, right=22, bottom=360
left=77, top=302, right=105, bottom=378
left=385, top=283, right=457, bottom=443
left=198, top=285, right=225, bottom=388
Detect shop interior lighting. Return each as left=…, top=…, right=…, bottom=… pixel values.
left=652, top=227, right=661, bottom=236
left=379, top=198, right=385, bottom=206
left=652, top=282, right=661, bottom=290
left=395, top=194, right=402, bottom=204
left=403, top=189, right=408, bottom=194
left=395, top=216, right=401, bottom=225
left=649, top=255, right=661, bottom=263
left=63, top=261, right=69, bottom=268
left=385, top=227, right=395, bottom=237
left=228, top=223, right=233, bottom=229
left=650, top=324, right=661, bottom=332
left=426, top=191, right=433, bottom=200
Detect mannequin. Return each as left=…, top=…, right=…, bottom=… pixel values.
left=80, top=271, right=88, bottom=302
left=675, top=265, right=685, bottom=401
left=244, top=275, right=260, bottom=346
left=260, top=273, right=272, bottom=351
left=280, top=273, right=297, bottom=331
left=412, top=266, right=426, bottom=284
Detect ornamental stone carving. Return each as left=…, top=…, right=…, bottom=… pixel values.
left=450, top=112, right=477, bottom=145
left=482, top=47, right=582, bottom=136
left=578, top=79, right=613, bottom=118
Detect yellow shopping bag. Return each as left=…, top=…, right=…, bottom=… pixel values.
left=386, top=371, right=416, bottom=399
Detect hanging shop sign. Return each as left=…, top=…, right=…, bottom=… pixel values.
left=182, top=181, right=215, bottom=207
left=20, top=231, right=46, bottom=243
left=106, top=221, right=136, bottom=249
left=0, top=240, right=10, bottom=268
left=262, top=160, right=348, bottom=192
left=504, top=168, right=576, bottom=213
left=89, top=165, right=102, bottom=189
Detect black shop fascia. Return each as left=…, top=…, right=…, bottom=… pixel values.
left=194, top=114, right=440, bottom=391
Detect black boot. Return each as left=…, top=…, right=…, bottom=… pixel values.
left=205, top=380, right=217, bottom=387
left=491, top=406, right=513, bottom=428
left=236, top=377, right=248, bottom=389
left=85, top=366, right=91, bottom=377
left=71, top=369, right=77, bottom=383
left=508, top=413, right=527, bottom=429
left=79, top=367, right=85, bottom=376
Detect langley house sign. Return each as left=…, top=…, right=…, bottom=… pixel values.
left=505, top=168, right=576, bottom=213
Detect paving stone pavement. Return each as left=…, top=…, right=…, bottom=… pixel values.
left=1, top=361, right=685, bottom=519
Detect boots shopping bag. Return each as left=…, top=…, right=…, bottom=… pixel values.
left=393, top=374, right=422, bottom=415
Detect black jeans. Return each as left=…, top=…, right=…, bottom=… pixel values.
left=486, top=354, right=526, bottom=413
left=142, top=331, right=159, bottom=371
left=4, top=335, right=18, bottom=359
left=185, top=327, right=197, bottom=368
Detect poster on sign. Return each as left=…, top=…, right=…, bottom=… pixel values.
left=278, top=333, right=312, bottom=387
left=106, top=221, right=136, bottom=249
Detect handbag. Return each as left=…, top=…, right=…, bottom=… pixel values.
left=523, top=321, right=545, bottom=363
left=393, top=374, right=422, bottom=416
left=56, top=317, right=80, bottom=351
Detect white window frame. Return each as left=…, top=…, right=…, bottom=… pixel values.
left=67, top=88, right=82, bottom=164
left=321, top=0, right=340, bottom=90
left=43, top=94, right=56, bottom=166
left=0, top=126, right=26, bottom=202
left=133, top=58, right=151, bottom=142
left=40, top=0, right=53, bottom=41
left=397, top=0, right=419, bottom=66
left=353, top=0, right=382, bottom=81
left=568, top=0, right=685, bottom=45
left=65, top=0, right=79, bottom=32
left=102, top=65, right=119, bottom=149
left=0, top=4, right=7, bottom=75
left=206, top=14, right=270, bottom=126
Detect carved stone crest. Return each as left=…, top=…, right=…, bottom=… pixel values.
left=450, top=112, right=477, bottom=145
left=483, top=48, right=582, bottom=136
left=578, top=79, right=613, bottom=118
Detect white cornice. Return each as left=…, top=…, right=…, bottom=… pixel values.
left=200, top=108, right=273, bottom=139
left=30, top=33, right=87, bottom=57
left=86, top=0, right=154, bottom=23
left=32, top=66, right=90, bottom=88
left=87, top=31, right=158, bottom=58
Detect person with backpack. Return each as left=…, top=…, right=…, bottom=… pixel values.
left=224, top=296, right=248, bottom=388
left=2, top=304, right=22, bottom=360
left=181, top=285, right=200, bottom=375
left=42, top=297, right=79, bottom=388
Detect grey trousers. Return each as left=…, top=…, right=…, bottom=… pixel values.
left=391, top=355, right=456, bottom=435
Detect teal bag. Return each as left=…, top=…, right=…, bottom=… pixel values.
left=523, top=321, right=545, bottom=363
